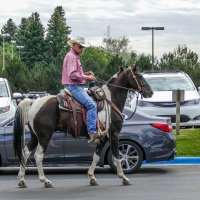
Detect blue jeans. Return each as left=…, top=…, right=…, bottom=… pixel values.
left=65, top=85, right=97, bottom=134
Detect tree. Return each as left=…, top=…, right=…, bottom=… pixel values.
left=81, top=46, right=113, bottom=81
left=159, top=45, right=199, bottom=72
left=136, top=54, right=152, bottom=71
left=45, top=6, right=71, bottom=64
left=1, top=18, right=18, bottom=40
left=20, top=12, right=46, bottom=68
left=15, top=18, right=28, bottom=46
left=28, top=63, right=62, bottom=94
left=190, top=68, right=200, bottom=88
left=125, top=51, right=137, bottom=66
left=103, top=54, right=125, bottom=81
left=103, top=36, right=130, bottom=55
left=0, top=57, right=30, bottom=92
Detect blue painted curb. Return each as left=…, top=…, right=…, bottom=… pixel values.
left=143, top=157, right=200, bottom=165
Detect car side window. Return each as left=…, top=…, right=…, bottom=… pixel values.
left=0, top=81, right=9, bottom=97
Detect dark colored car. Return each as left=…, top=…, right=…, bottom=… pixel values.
left=0, top=107, right=176, bottom=173
left=23, top=91, right=49, bottom=99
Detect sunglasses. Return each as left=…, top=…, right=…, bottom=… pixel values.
left=74, top=43, right=84, bottom=49
left=78, top=44, right=84, bottom=49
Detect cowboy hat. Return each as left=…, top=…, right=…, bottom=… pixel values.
left=67, top=36, right=88, bottom=47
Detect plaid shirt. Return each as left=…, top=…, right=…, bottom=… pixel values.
left=61, top=49, right=88, bottom=85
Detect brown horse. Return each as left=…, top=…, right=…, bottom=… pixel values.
left=13, top=65, right=153, bottom=188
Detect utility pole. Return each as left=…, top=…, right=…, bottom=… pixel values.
left=2, top=33, right=10, bottom=70
left=141, top=27, right=164, bottom=70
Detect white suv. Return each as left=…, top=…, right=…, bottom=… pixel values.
left=0, top=78, right=18, bottom=123
left=130, top=71, right=200, bottom=127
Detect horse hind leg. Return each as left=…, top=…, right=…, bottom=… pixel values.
left=18, top=134, right=38, bottom=188
left=17, top=146, right=31, bottom=188
left=88, top=140, right=106, bottom=186
left=34, top=139, right=53, bottom=188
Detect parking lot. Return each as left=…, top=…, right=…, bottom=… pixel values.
left=0, top=165, right=200, bottom=200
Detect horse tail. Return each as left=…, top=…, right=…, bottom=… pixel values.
left=13, top=98, right=33, bottom=165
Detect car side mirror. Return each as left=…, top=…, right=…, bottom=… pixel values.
left=13, top=92, right=23, bottom=99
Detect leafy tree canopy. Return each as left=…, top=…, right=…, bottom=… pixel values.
left=159, top=44, right=199, bottom=72
left=103, top=36, right=130, bottom=55
left=1, top=18, right=18, bottom=38
left=20, top=12, right=46, bottom=68
left=45, top=6, right=71, bottom=64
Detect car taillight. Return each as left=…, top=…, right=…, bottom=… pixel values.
left=150, top=123, right=172, bottom=132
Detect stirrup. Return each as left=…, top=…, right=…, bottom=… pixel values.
left=88, top=132, right=101, bottom=143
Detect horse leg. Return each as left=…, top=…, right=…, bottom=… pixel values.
left=88, top=140, right=106, bottom=186
left=18, top=134, right=38, bottom=188
left=110, top=132, right=131, bottom=186
left=34, top=139, right=53, bottom=188
left=17, top=145, right=31, bottom=188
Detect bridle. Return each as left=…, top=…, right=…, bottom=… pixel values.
left=96, top=66, right=144, bottom=94
left=127, top=66, right=142, bottom=93
left=123, top=66, right=147, bottom=95
left=95, top=66, right=144, bottom=119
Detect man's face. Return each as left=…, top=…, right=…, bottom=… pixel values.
left=72, top=43, right=84, bottom=54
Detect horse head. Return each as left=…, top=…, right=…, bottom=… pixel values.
left=125, top=64, right=153, bottom=98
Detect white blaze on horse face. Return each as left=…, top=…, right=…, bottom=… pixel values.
left=28, top=95, right=55, bottom=136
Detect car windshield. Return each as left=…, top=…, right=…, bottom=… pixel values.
left=145, top=76, right=195, bottom=91
left=0, top=81, right=9, bottom=97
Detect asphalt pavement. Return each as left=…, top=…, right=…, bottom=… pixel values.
left=0, top=165, right=200, bottom=200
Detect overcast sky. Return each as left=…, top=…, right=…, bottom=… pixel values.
left=1, top=0, right=200, bottom=59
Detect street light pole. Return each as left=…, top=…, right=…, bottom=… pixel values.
left=11, top=40, right=16, bottom=60
left=141, top=27, right=164, bottom=70
left=2, top=33, right=10, bottom=70
left=16, top=45, right=24, bottom=60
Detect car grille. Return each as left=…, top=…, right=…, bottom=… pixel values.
left=151, top=101, right=189, bottom=107
left=157, top=115, right=190, bottom=123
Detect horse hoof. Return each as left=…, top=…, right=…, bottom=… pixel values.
left=90, top=179, right=99, bottom=186
left=122, top=178, right=132, bottom=186
left=45, top=182, right=54, bottom=188
left=18, top=180, right=27, bottom=188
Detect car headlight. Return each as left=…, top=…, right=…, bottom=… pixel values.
left=0, top=105, right=10, bottom=114
left=138, top=101, right=154, bottom=107
left=184, top=99, right=200, bottom=106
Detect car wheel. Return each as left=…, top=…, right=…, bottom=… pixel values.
left=108, top=140, right=143, bottom=174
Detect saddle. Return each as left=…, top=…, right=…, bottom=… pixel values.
left=57, top=87, right=107, bottom=138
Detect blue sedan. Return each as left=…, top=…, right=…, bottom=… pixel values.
left=0, top=107, right=176, bottom=173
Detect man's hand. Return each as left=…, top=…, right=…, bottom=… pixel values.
left=85, top=71, right=94, bottom=76
left=87, top=75, right=96, bottom=81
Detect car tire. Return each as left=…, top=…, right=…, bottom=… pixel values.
left=108, top=140, right=143, bottom=174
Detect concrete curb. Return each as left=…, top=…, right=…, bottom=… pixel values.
left=143, top=157, right=200, bottom=165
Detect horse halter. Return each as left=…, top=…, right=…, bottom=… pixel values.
left=127, top=66, right=143, bottom=93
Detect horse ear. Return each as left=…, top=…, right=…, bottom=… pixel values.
left=119, top=67, right=124, bottom=72
left=132, top=64, right=137, bottom=71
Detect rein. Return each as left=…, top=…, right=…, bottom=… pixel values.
left=128, top=67, right=142, bottom=92
left=95, top=67, right=142, bottom=119
left=96, top=77, right=135, bottom=92
left=96, top=67, right=142, bottom=93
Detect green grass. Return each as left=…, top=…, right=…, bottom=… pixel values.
left=175, top=129, right=200, bottom=156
